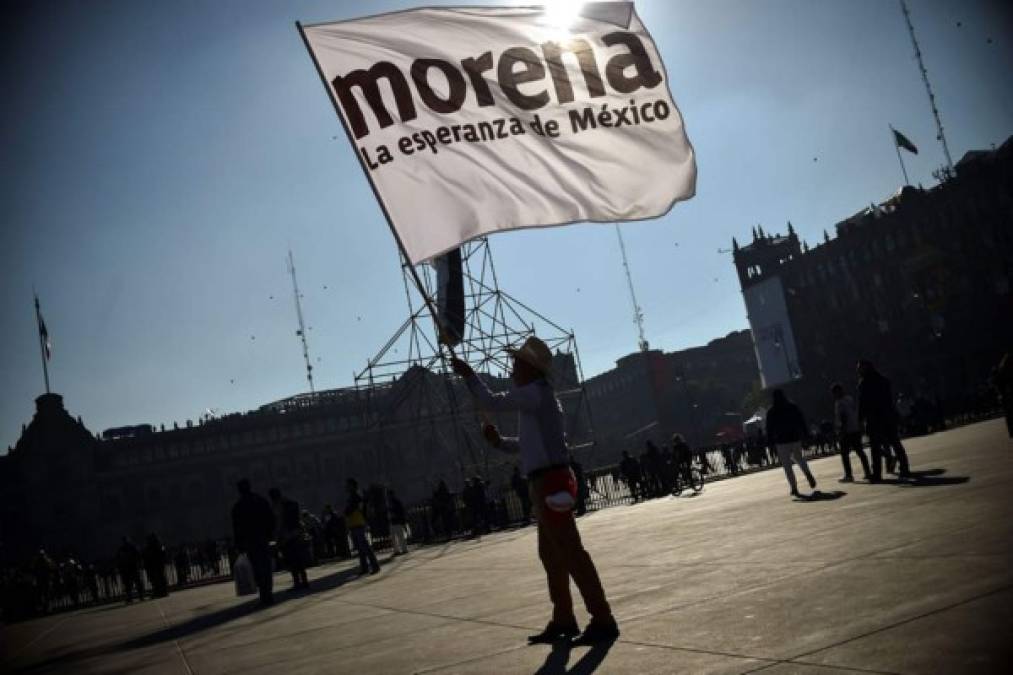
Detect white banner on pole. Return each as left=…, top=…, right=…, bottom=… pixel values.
left=301, top=3, right=696, bottom=264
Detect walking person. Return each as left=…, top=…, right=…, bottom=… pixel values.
left=619, top=450, right=642, bottom=502
left=388, top=489, right=409, bottom=555
left=832, top=383, right=872, bottom=482
left=671, top=433, right=692, bottom=488
left=116, top=537, right=145, bottom=603
left=142, top=533, right=169, bottom=598
left=322, top=505, right=350, bottom=559
left=345, top=478, right=380, bottom=575
left=269, top=488, right=310, bottom=590
left=766, top=389, right=818, bottom=498
left=451, top=336, right=619, bottom=646
left=231, top=479, right=276, bottom=606
left=857, top=360, right=912, bottom=481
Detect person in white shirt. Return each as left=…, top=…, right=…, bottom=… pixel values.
left=832, top=382, right=872, bottom=482
left=451, top=336, right=618, bottom=647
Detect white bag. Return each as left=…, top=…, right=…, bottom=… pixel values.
left=233, top=553, right=256, bottom=596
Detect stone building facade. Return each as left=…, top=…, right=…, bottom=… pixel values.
left=0, top=354, right=587, bottom=563
left=732, top=137, right=1013, bottom=415
left=583, top=330, right=760, bottom=450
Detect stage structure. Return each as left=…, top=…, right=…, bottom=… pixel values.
left=352, top=238, right=596, bottom=488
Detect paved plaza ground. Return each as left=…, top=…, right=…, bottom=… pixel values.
left=3, top=419, right=1011, bottom=674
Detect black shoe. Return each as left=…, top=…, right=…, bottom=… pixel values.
left=571, top=618, right=620, bottom=646
left=369, top=567, right=380, bottom=575
left=528, top=621, right=580, bottom=645
left=839, top=476, right=854, bottom=483
left=790, top=489, right=801, bottom=498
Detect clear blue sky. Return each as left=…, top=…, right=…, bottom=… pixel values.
left=2, top=0, right=1011, bottom=450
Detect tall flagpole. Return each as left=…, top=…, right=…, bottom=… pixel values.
left=33, top=293, right=51, bottom=394
left=899, top=0, right=954, bottom=172
left=889, top=125, right=911, bottom=186
left=295, top=21, right=455, bottom=362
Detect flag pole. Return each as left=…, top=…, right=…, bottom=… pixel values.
left=889, top=125, right=910, bottom=186
left=33, top=292, right=51, bottom=394
left=295, top=21, right=456, bottom=361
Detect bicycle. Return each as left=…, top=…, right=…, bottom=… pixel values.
left=672, top=465, right=704, bottom=496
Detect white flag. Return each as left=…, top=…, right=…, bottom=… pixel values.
left=300, top=3, right=696, bottom=264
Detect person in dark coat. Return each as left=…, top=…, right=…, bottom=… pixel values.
left=322, top=504, right=350, bottom=559
left=142, top=534, right=169, bottom=598
left=857, top=360, right=912, bottom=481
left=231, top=479, right=275, bottom=605
left=116, top=537, right=145, bottom=603
left=269, top=488, right=310, bottom=590
left=388, top=489, right=409, bottom=555
left=619, top=450, right=642, bottom=502
left=766, top=390, right=817, bottom=497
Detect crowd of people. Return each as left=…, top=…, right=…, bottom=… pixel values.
left=4, top=352, right=1008, bottom=622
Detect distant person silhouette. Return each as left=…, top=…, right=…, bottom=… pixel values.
left=142, top=533, right=169, bottom=597
left=619, top=450, right=642, bottom=502
left=388, top=489, right=409, bottom=555
left=322, top=504, right=350, bottom=559
left=671, top=433, right=692, bottom=486
left=832, top=383, right=872, bottom=482
left=231, top=479, right=275, bottom=605
left=766, top=389, right=817, bottom=498
left=857, top=360, right=912, bottom=480
left=345, top=478, right=380, bottom=575
left=116, top=537, right=145, bottom=603
left=269, top=488, right=310, bottom=590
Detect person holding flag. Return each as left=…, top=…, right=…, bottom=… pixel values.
left=451, top=337, right=619, bottom=647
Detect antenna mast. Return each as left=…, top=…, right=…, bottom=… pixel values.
left=287, top=249, right=315, bottom=393
left=614, top=225, right=649, bottom=352
left=899, top=0, right=954, bottom=172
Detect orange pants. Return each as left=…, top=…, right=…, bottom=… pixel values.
left=530, top=470, right=612, bottom=624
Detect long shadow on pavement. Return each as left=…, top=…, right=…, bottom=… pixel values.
left=872, top=468, right=969, bottom=487
left=12, top=565, right=366, bottom=673
left=534, top=640, right=616, bottom=674
left=794, top=490, right=847, bottom=502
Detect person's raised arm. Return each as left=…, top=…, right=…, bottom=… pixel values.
left=451, top=357, right=540, bottom=412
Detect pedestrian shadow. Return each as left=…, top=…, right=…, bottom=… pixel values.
left=534, top=639, right=616, bottom=674
left=794, top=490, right=846, bottom=502
left=907, top=468, right=947, bottom=478
left=14, top=565, right=365, bottom=673
left=899, top=475, right=969, bottom=487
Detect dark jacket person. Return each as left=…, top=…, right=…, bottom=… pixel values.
left=231, top=479, right=275, bottom=605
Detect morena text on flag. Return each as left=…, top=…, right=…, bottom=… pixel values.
left=333, top=33, right=662, bottom=140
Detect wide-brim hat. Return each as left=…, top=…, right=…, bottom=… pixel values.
left=506, top=336, right=553, bottom=375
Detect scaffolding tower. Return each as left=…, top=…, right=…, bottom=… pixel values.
left=352, top=237, right=596, bottom=487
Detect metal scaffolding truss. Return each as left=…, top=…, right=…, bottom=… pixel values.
left=352, top=238, right=595, bottom=483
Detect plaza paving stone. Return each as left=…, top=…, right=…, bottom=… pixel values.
left=2, top=418, right=1010, bottom=674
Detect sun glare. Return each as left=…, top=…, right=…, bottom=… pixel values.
left=541, top=0, right=585, bottom=31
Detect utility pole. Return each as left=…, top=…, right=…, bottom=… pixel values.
left=899, top=0, right=954, bottom=172
left=287, top=249, right=315, bottom=394
left=614, top=225, right=649, bottom=352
